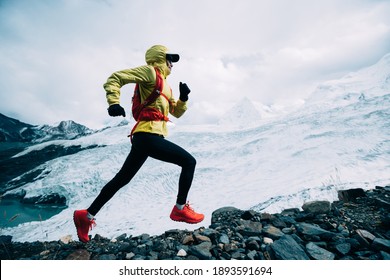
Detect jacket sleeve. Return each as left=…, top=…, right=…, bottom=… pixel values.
left=103, top=66, right=155, bottom=106
left=169, top=96, right=188, bottom=118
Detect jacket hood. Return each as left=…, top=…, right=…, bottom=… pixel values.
left=145, top=45, right=171, bottom=77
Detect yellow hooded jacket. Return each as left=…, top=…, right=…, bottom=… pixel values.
left=103, top=45, right=187, bottom=137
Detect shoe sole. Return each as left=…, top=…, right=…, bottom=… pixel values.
left=170, top=215, right=204, bottom=224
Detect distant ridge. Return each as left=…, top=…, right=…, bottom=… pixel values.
left=0, top=113, right=94, bottom=143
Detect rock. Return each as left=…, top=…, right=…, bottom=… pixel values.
left=371, top=238, right=390, bottom=253
left=147, top=251, right=158, bottom=260
left=246, top=239, right=260, bottom=250
left=306, top=242, right=335, bottom=260
left=40, top=250, right=50, bottom=256
left=188, top=242, right=213, bottom=260
left=118, top=242, right=131, bottom=252
left=241, top=210, right=257, bottom=220
left=194, top=234, right=211, bottom=243
left=345, top=238, right=361, bottom=250
left=373, top=197, right=390, bottom=210
left=21, top=193, right=66, bottom=206
left=262, top=225, right=284, bottom=239
left=271, top=217, right=287, bottom=228
left=263, top=237, right=273, bottom=244
left=337, top=225, right=350, bottom=237
left=125, top=252, right=135, bottom=260
left=296, top=222, right=338, bottom=240
left=139, top=233, right=150, bottom=243
left=271, top=235, right=310, bottom=260
left=338, top=188, right=366, bottom=202
left=2, top=189, right=27, bottom=199
left=334, top=242, right=351, bottom=255
left=231, top=251, right=245, bottom=259
left=202, top=228, right=218, bottom=237
left=224, top=242, right=238, bottom=252
left=237, top=219, right=262, bottom=236
left=246, top=250, right=257, bottom=260
left=66, top=249, right=91, bottom=260
left=59, top=235, right=72, bottom=244
left=211, top=206, right=241, bottom=224
left=282, top=227, right=294, bottom=234
left=177, top=249, right=187, bottom=257
left=115, top=233, right=127, bottom=242
left=302, top=201, right=331, bottom=214
left=218, top=234, right=229, bottom=244
left=354, top=229, right=376, bottom=246
left=164, top=229, right=181, bottom=237
left=380, top=251, right=390, bottom=260
left=356, top=229, right=376, bottom=242
left=181, top=234, right=194, bottom=245
left=281, top=208, right=300, bottom=216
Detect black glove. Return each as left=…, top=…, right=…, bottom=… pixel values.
left=179, top=82, right=191, bottom=102
left=108, top=104, right=126, bottom=117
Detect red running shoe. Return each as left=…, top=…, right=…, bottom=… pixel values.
left=170, top=203, right=204, bottom=224
left=73, top=209, right=96, bottom=243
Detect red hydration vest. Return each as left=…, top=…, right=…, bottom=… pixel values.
left=130, top=68, right=171, bottom=141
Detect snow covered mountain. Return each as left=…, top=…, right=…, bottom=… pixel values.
left=1, top=54, right=389, bottom=242
left=0, top=114, right=93, bottom=143
left=34, top=120, right=94, bottom=142
left=218, top=97, right=263, bottom=127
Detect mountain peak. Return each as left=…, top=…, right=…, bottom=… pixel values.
left=0, top=113, right=35, bottom=142
left=218, top=97, right=262, bottom=127
left=307, top=52, right=390, bottom=105
left=0, top=114, right=94, bottom=143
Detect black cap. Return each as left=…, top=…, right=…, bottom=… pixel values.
left=166, top=53, right=180, bottom=63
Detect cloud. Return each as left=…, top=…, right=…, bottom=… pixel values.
left=0, top=0, right=390, bottom=128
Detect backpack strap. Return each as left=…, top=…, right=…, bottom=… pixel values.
left=133, top=68, right=165, bottom=118
left=129, top=68, right=171, bottom=142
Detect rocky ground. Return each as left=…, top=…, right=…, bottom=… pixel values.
left=1, top=186, right=389, bottom=260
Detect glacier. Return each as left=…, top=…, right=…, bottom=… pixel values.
left=1, top=54, right=389, bottom=242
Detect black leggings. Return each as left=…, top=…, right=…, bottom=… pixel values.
left=87, top=132, right=196, bottom=216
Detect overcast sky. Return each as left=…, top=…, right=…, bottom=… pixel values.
left=1, top=0, right=390, bottom=128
